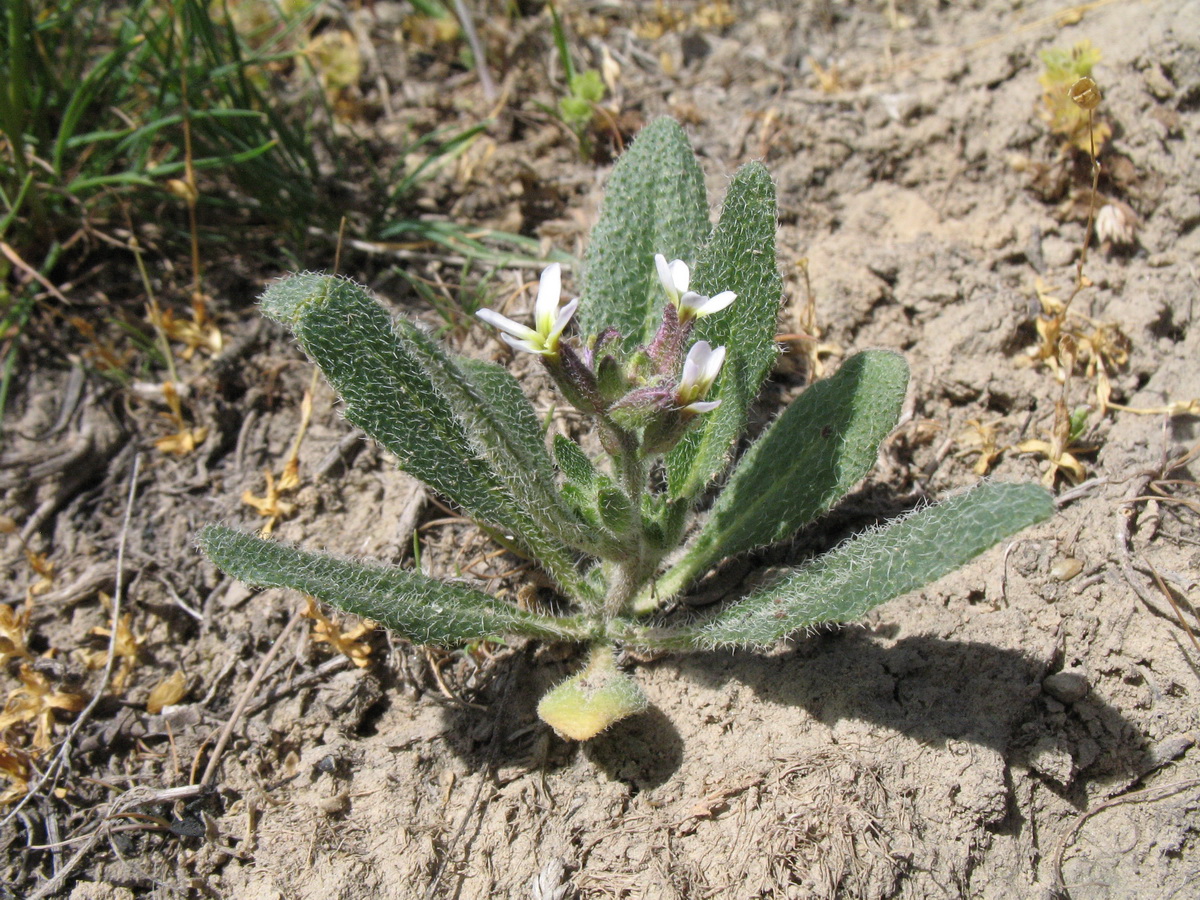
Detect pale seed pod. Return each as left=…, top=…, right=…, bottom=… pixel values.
left=1095, top=201, right=1138, bottom=246
left=1070, top=77, right=1101, bottom=111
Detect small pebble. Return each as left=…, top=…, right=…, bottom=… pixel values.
left=1043, top=670, right=1089, bottom=704
left=1051, top=557, right=1083, bottom=581
left=317, top=792, right=350, bottom=815
left=1146, top=733, right=1195, bottom=771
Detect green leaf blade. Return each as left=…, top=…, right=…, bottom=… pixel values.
left=655, top=350, right=910, bottom=601
left=554, top=434, right=598, bottom=487
left=259, top=273, right=494, bottom=512
left=258, top=273, right=588, bottom=597
left=198, top=525, right=589, bottom=645
left=666, top=161, right=783, bottom=500
left=577, top=118, right=710, bottom=351
left=691, top=482, right=1056, bottom=649
left=402, top=333, right=602, bottom=557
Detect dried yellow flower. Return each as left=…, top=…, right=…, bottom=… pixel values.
left=0, top=603, right=33, bottom=667
left=83, top=609, right=146, bottom=694
left=0, top=741, right=34, bottom=804
left=0, top=664, right=87, bottom=751
left=146, top=670, right=188, bottom=714
left=303, top=597, right=375, bottom=668
left=1069, top=77, right=1101, bottom=111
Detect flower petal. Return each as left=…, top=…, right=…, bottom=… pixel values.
left=655, top=254, right=692, bottom=303
left=534, top=263, right=563, bottom=334
left=476, top=308, right=539, bottom=342
left=549, top=297, right=580, bottom=343
left=654, top=254, right=676, bottom=300
left=694, top=290, right=737, bottom=318
left=678, top=341, right=726, bottom=405
left=668, top=259, right=690, bottom=294
left=699, top=344, right=726, bottom=384
left=498, top=332, right=542, bottom=354
left=683, top=399, right=722, bottom=414
left=680, top=341, right=706, bottom=388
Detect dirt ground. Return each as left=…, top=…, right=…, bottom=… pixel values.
left=3, top=0, right=1199, bottom=897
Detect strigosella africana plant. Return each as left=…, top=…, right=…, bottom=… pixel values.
left=199, top=118, right=1054, bottom=741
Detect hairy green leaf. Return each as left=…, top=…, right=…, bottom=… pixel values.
left=258, top=273, right=589, bottom=597
left=554, top=434, right=597, bottom=487
left=403, top=339, right=605, bottom=556
left=577, top=118, right=710, bottom=351
left=653, top=351, right=908, bottom=603
left=597, top=485, right=634, bottom=533
left=674, top=482, right=1055, bottom=649
left=666, top=162, right=782, bottom=500
left=198, top=525, right=590, bottom=645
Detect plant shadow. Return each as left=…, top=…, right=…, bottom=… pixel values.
left=673, top=626, right=1149, bottom=792
left=436, top=626, right=1148, bottom=797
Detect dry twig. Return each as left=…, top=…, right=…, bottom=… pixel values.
left=199, top=606, right=305, bottom=789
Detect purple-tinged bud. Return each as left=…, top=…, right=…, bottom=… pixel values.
left=583, top=326, right=623, bottom=369
left=608, top=382, right=674, bottom=430
left=596, top=353, right=628, bottom=403
left=645, top=301, right=687, bottom=376
left=545, top=343, right=605, bottom=414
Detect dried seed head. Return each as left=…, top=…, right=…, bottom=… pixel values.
left=1070, top=77, right=1101, bottom=111
left=1095, top=201, right=1138, bottom=246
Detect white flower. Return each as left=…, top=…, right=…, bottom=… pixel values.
left=676, top=340, right=726, bottom=414
left=476, top=263, right=579, bottom=356
left=654, top=253, right=737, bottom=323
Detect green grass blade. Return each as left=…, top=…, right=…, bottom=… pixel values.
left=386, top=122, right=489, bottom=209
left=51, top=42, right=129, bottom=176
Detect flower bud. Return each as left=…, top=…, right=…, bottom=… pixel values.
left=546, top=344, right=605, bottom=414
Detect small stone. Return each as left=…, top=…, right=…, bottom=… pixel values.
left=1028, top=736, right=1076, bottom=786
left=316, top=792, right=350, bottom=816
left=1050, top=557, right=1083, bottom=581
left=70, top=884, right=136, bottom=900
left=1043, top=670, right=1089, bottom=704
left=1143, top=63, right=1175, bottom=100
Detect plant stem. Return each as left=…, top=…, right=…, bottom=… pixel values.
left=604, top=558, right=642, bottom=618
left=596, top=415, right=652, bottom=617
left=598, top=415, right=643, bottom=507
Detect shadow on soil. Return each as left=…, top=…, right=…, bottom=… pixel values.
left=437, top=627, right=1147, bottom=795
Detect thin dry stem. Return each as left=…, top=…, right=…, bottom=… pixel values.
left=1050, top=779, right=1200, bottom=898
left=200, top=606, right=305, bottom=788
left=1145, top=560, right=1200, bottom=657
left=1061, top=102, right=1102, bottom=316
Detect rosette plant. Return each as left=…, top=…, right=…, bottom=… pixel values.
left=199, top=119, right=1054, bottom=741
